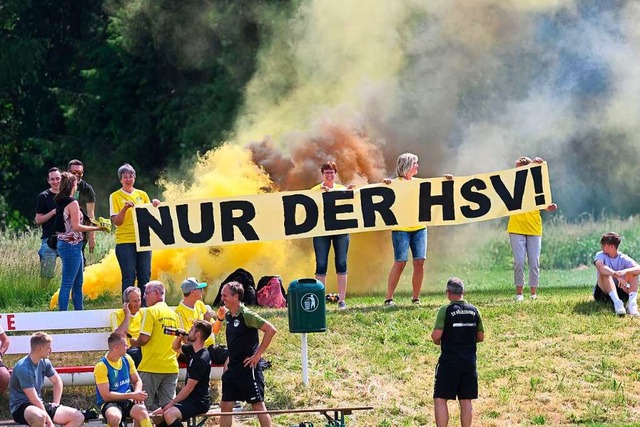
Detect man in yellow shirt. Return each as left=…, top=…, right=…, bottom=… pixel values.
left=137, top=281, right=180, bottom=410
left=110, top=286, right=143, bottom=366
left=175, top=278, right=223, bottom=349
left=94, top=332, right=150, bottom=427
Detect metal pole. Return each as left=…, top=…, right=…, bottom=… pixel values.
left=302, top=332, right=309, bottom=386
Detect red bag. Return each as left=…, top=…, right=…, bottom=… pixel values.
left=257, top=276, right=287, bottom=308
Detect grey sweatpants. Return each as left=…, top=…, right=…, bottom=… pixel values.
left=509, top=233, right=542, bottom=288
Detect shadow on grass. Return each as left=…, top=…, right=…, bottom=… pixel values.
left=573, top=300, right=613, bottom=316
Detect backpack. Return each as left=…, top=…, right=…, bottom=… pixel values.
left=212, top=268, right=257, bottom=306
left=256, top=276, right=287, bottom=308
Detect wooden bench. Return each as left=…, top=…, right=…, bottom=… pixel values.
left=0, top=309, right=223, bottom=386
left=184, top=406, right=374, bottom=427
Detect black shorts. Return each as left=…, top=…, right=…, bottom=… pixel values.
left=594, top=282, right=629, bottom=303
left=222, top=365, right=265, bottom=403
left=174, top=398, right=210, bottom=419
left=101, top=400, right=135, bottom=419
left=433, top=363, right=478, bottom=400
left=12, top=402, right=58, bottom=425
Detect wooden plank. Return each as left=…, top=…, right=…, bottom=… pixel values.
left=201, top=406, right=374, bottom=416
left=4, top=332, right=110, bottom=355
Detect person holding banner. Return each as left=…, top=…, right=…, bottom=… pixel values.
left=109, top=163, right=160, bottom=304
left=383, top=153, right=452, bottom=307
left=311, top=161, right=355, bottom=310
left=507, top=157, right=557, bottom=301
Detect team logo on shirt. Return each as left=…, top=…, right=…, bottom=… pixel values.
left=234, top=319, right=240, bottom=327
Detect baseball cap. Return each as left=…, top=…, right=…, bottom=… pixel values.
left=446, top=277, right=464, bottom=295
left=181, top=277, right=207, bottom=293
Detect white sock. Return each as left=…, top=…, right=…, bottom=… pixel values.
left=629, top=292, right=637, bottom=305
left=609, top=290, right=622, bottom=304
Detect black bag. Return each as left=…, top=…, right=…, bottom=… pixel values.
left=47, top=233, right=58, bottom=250
left=208, top=344, right=229, bottom=365
left=212, top=268, right=257, bottom=306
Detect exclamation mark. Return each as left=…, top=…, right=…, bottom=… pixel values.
left=530, top=166, right=545, bottom=206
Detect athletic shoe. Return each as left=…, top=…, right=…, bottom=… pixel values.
left=613, top=300, right=626, bottom=316
left=530, top=294, right=538, bottom=300
left=628, top=303, right=639, bottom=317
left=515, top=295, right=524, bottom=302
left=412, top=298, right=420, bottom=305
left=383, top=299, right=395, bottom=307
left=338, top=301, right=347, bottom=310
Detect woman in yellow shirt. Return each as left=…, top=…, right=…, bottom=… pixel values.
left=507, top=157, right=557, bottom=301
left=109, top=164, right=160, bottom=304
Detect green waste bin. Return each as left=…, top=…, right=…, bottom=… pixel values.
left=287, top=278, right=326, bottom=333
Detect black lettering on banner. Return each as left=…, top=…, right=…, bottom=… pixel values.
left=418, top=181, right=455, bottom=222
left=323, top=191, right=357, bottom=231
left=176, top=203, right=214, bottom=244
left=460, top=179, right=491, bottom=218
left=490, top=168, right=528, bottom=211
left=282, top=194, right=319, bottom=236
left=136, top=206, right=176, bottom=248
left=530, top=165, right=546, bottom=205
left=220, top=201, right=259, bottom=242
left=360, top=187, right=398, bottom=227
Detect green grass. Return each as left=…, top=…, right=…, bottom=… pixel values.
left=2, top=217, right=640, bottom=425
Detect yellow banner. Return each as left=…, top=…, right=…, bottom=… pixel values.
left=133, top=163, right=552, bottom=251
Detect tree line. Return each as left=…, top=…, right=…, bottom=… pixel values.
left=0, top=0, right=296, bottom=230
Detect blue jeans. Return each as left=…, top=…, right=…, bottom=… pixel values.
left=38, top=238, right=58, bottom=278
left=115, top=243, right=151, bottom=300
left=57, top=240, right=84, bottom=311
left=391, top=228, right=427, bottom=262
left=313, top=234, right=349, bottom=275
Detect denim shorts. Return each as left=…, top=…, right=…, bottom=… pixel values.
left=391, top=228, right=427, bottom=262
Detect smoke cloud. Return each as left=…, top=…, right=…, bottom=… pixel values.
left=76, top=0, right=640, bottom=303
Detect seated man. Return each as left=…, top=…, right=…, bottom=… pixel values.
left=111, top=286, right=143, bottom=366
left=0, top=323, right=10, bottom=394
left=594, top=232, right=640, bottom=316
left=94, top=332, right=151, bottom=427
left=152, top=320, right=212, bottom=427
left=175, top=277, right=225, bottom=363
left=9, top=332, right=84, bottom=427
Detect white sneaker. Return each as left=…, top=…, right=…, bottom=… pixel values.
left=530, top=294, right=538, bottom=300
left=338, top=301, right=347, bottom=310
left=613, top=300, right=626, bottom=316
left=515, top=295, right=524, bottom=302
left=628, top=303, right=639, bottom=317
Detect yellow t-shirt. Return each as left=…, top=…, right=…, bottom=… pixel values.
left=391, top=177, right=425, bottom=232
left=507, top=211, right=543, bottom=236
left=175, top=301, right=215, bottom=347
left=109, top=189, right=151, bottom=244
left=138, top=302, right=179, bottom=374
left=110, top=309, right=142, bottom=347
left=311, top=183, right=347, bottom=191
left=94, top=353, right=137, bottom=385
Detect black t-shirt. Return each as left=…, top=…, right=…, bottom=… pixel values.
left=181, top=345, right=211, bottom=403
left=35, top=189, right=57, bottom=239
left=225, top=308, right=260, bottom=367
left=74, top=180, right=96, bottom=215
left=439, top=301, right=482, bottom=371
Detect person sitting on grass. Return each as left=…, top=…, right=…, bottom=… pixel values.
left=9, top=332, right=85, bottom=427
left=152, top=320, right=213, bottom=427
left=94, top=332, right=151, bottom=427
left=593, top=231, right=640, bottom=316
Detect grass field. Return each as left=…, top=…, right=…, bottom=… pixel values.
left=2, top=217, right=640, bottom=425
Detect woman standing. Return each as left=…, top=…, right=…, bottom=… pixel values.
left=109, top=163, right=160, bottom=303
left=508, top=156, right=557, bottom=301
left=383, top=153, right=452, bottom=307
left=56, top=172, right=106, bottom=310
left=312, top=161, right=354, bottom=310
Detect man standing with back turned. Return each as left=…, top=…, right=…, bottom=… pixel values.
left=431, top=277, right=484, bottom=427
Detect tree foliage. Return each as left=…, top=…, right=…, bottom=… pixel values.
left=0, top=0, right=294, bottom=228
